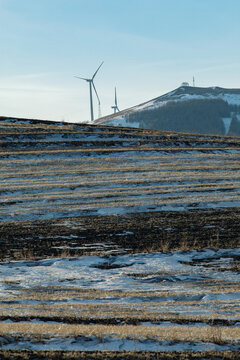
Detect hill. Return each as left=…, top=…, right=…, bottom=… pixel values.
left=0, top=116, right=240, bottom=357
left=95, top=86, right=240, bottom=136
left=1, top=115, right=240, bottom=260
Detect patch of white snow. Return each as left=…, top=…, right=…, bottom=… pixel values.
left=222, top=117, right=232, bottom=135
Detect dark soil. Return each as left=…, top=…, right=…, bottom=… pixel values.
left=0, top=208, right=240, bottom=262
left=0, top=350, right=239, bottom=359
left=0, top=315, right=237, bottom=327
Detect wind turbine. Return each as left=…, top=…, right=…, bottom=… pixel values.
left=74, top=61, right=103, bottom=121
left=111, top=87, right=120, bottom=113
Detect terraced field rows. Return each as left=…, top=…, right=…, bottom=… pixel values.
left=0, top=117, right=240, bottom=358
left=1, top=117, right=240, bottom=222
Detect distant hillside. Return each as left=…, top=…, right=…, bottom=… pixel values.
left=95, top=86, right=240, bottom=136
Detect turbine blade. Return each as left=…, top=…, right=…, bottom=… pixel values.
left=74, top=76, right=89, bottom=81
left=92, top=81, right=100, bottom=104
left=92, top=61, right=104, bottom=80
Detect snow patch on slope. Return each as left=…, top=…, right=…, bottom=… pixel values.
left=107, top=116, right=140, bottom=128
left=131, top=92, right=240, bottom=115
left=222, top=117, right=232, bottom=135
left=221, top=94, right=240, bottom=106
left=133, top=100, right=168, bottom=112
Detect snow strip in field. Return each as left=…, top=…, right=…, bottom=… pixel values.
left=1, top=336, right=239, bottom=351
left=0, top=249, right=239, bottom=298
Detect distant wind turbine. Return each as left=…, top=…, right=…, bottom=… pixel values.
left=74, top=62, right=104, bottom=121
left=111, top=87, right=120, bottom=113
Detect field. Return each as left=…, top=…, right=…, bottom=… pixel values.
left=0, top=116, right=239, bottom=359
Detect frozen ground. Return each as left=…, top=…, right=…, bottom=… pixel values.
left=1, top=248, right=240, bottom=296
left=1, top=336, right=239, bottom=352
left=1, top=118, right=240, bottom=222
left=0, top=248, right=239, bottom=351
left=0, top=118, right=240, bottom=355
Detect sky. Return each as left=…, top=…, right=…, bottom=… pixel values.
left=0, top=0, right=240, bottom=123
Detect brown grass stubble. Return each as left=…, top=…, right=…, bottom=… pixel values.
left=0, top=322, right=240, bottom=343
left=1, top=180, right=239, bottom=206
left=0, top=299, right=239, bottom=325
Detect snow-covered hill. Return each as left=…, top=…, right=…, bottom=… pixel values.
left=95, top=86, right=240, bottom=136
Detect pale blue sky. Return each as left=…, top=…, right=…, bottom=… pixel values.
left=0, top=0, right=240, bottom=122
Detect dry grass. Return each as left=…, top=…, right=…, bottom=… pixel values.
left=0, top=322, right=239, bottom=344
left=1, top=119, right=240, bottom=357
left=1, top=193, right=240, bottom=224
left=2, top=145, right=240, bottom=157
left=1, top=277, right=239, bottom=324
left=1, top=280, right=239, bottom=301
left=1, top=304, right=239, bottom=324
left=1, top=134, right=240, bottom=225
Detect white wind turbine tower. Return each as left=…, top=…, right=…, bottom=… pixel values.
left=111, top=87, right=120, bottom=113
left=74, top=62, right=104, bottom=121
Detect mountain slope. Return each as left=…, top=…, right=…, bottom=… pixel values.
left=95, top=86, right=240, bottom=136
